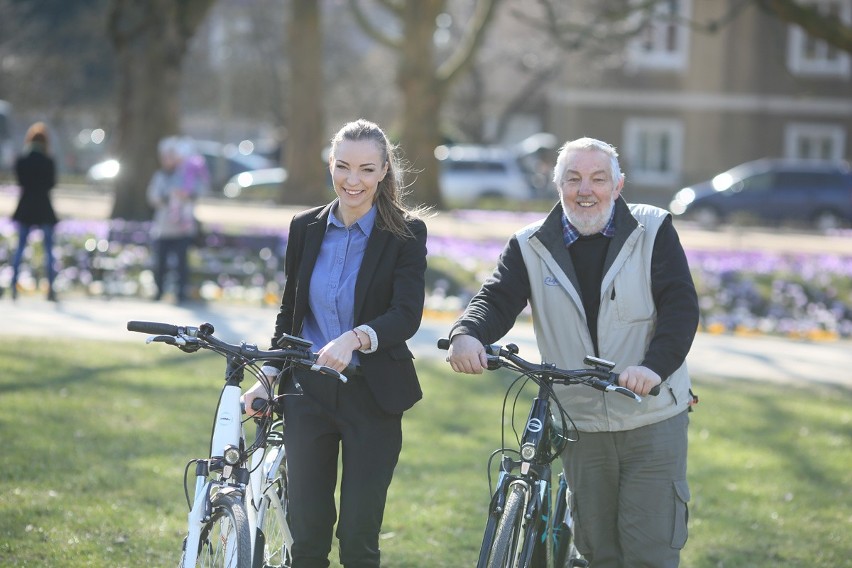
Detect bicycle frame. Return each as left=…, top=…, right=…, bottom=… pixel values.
left=183, top=352, right=255, bottom=566
left=477, top=379, right=560, bottom=568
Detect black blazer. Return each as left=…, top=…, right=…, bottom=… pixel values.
left=271, top=202, right=428, bottom=414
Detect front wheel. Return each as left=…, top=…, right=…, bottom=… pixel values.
left=182, top=491, right=251, bottom=568
left=487, top=484, right=529, bottom=568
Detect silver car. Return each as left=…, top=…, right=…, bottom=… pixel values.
left=436, top=144, right=535, bottom=204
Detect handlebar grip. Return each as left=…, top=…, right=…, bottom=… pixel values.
left=610, top=371, right=660, bottom=397
left=437, top=338, right=450, bottom=350
left=251, top=398, right=268, bottom=411
left=127, top=320, right=179, bottom=335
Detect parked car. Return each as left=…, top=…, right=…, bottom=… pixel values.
left=436, top=144, right=536, bottom=204
left=221, top=167, right=287, bottom=200
left=194, top=140, right=273, bottom=194
left=86, top=139, right=273, bottom=196
left=670, top=158, right=852, bottom=230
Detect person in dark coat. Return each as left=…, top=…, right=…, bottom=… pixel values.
left=5, top=122, right=59, bottom=301
left=242, top=119, right=429, bottom=568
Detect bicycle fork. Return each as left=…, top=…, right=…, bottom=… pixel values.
left=183, top=383, right=246, bottom=566
left=477, top=466, right=551, bottom=568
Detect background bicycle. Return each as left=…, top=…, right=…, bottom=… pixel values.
left=127, top=320, right=346, bottom=568
left=440, top=339, right=651, bottom=568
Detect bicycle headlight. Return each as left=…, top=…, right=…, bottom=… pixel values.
left=223, top=444, right=241, bottom=466
left=520, top=442, right=536, bottom=461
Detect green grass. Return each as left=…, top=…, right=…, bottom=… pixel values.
left=1, top=338, right=850, bottom=567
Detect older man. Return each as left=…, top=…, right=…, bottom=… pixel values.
left=447, top=137, right=699, bottom=567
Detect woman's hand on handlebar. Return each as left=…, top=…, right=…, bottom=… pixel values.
left=242, top=376, right=274, bottom=417
left=618, top=365, right=662, bottom=397
left=314, top=331, right=359, bottom=373
left=446, top=335, right=490, bottom=375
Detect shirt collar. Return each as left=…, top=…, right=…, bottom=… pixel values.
left=329, top=202, right=378, bottom=236
left=561, top=206, right=616, bottom=247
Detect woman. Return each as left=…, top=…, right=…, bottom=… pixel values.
left=243, top=119, right=428, bottom=567
left=146, top=136, right=205, bottom=303
left=6, top=122, right=59, bottom=301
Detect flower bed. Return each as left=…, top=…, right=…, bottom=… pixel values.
left=1, top=217, right=850, bottom=340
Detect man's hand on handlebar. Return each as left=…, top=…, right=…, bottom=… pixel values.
left=618, top=365, right=662, bottom=397
left=446, top=335, right=490, bottom=375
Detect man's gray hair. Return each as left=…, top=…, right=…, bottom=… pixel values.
left=552, top=137, right=624, bottom=186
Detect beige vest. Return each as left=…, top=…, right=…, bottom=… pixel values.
left=516, top=204, right=692, bottom=432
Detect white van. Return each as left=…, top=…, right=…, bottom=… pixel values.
left=436, top=144, right=534, bottom=204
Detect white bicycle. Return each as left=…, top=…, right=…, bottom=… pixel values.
left=127, top=320, right=347, bottom=568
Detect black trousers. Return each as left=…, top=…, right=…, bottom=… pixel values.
left=153, top=236, right=191, bottom=301
left=282, top=369, right=402, bottom=568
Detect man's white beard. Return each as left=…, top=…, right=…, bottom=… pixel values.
left=563, top=199, right=614, bottom=236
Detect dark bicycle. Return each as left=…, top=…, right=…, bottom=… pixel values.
left=439, top=339, right=656, bottom=568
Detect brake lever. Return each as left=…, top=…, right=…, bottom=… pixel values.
left=606, top=384, right=642, bottom=402
left=147, top=335, right=179, bottom=345
left=146, top=335, right=201, bottom=353
left=293, top=359, right=349, bottom=383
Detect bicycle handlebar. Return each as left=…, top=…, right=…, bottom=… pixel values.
left=127, top=320, right=349, bottom=383
left=437, top=338, right=658, bottom=400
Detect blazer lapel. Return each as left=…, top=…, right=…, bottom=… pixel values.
left=294, top=207, right=330, bottom=328
left=354, top=227, right=391, bottom=320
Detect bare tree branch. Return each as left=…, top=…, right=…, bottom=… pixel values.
left=756, top=0, right=852, bottom=53
left=492, top=61, right=558, bottom=142
left=437, top=0, right=502, bottom=83
left=376, top=0, right=403, bottom=16
left=517, top=0, right=753, bottom=53
left=348, top=0, right=403, bottom=49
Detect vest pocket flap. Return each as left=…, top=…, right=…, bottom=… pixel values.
left=671, top=479, right=691, bottom=549
left=674, top=478, right=690, bottom=503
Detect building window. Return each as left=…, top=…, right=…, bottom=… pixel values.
left=623, top=118, right=684, bottom=187
left=784, top=123, right=846, bottom=160
left=626, top=0, right=691, bottom=71
left=787, top=0, right=851, bottom=78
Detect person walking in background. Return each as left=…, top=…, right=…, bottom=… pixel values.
left=4, top=121, right=59, bottom=302
left=146, top=136, right=207, bottom=303
left=242, top=119, right=428, bottom=568
left=446, top=137, right=699, bottom=567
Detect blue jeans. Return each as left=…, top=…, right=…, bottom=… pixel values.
left=12, top=223, right=56, bottom=290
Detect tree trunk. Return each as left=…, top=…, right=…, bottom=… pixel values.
left=283, top=0, right=327, bottom=206
left=398, top=0, right=446, bottom=209
left=107, top=0, right=214, bottom=220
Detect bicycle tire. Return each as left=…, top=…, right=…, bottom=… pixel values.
left=255, top=466, right=292, bottom=568
left=181, top=491, right=251, bottom=568
left=487, top=484, right=528, bottom=568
